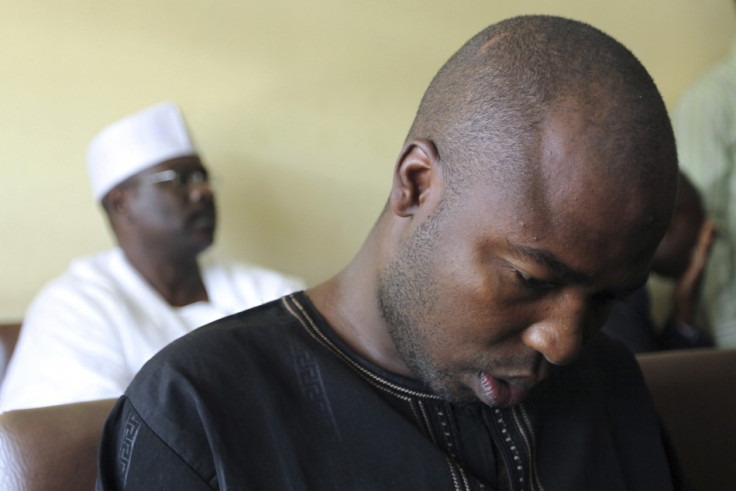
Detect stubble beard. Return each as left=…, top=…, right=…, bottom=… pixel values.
left=376, top=211, right=476, bottom=404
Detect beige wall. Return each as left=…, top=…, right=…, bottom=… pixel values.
left=2, top=0, right=735, bottom=321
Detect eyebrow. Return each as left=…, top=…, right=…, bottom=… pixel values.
left=507, top=242, right=650, bottom=294
left=507, top=242, right=592, bottom=285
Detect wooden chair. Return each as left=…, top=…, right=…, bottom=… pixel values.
left=0, top=323, right=21, bottom=384
left=0, top=398, right=116, bottom=491
left=638, top=348, right=736, bottom=491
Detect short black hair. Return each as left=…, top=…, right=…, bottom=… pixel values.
left=406, top=15, right=676, bottom=198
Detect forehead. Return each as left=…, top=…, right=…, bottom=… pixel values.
left=535, top=102, right=672, bottom=237
left=446, top=104, right=672, bottom=286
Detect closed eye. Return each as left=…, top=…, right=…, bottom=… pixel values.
left=515, top=270, right=559, bottom=292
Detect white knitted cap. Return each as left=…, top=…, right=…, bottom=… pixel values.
left=86, top=102, right=196, bottom=200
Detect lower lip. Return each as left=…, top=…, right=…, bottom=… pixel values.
left=478, top=373, right=528, bottom=407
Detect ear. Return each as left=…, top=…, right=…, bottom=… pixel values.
left=105, top=186, right=133, bottom=219
left=390, top=139, right=442, bottom=218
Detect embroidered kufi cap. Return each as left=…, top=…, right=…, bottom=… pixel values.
left=86, top=102, right=196, bottom=200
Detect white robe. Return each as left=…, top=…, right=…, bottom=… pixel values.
left=0, top=248, right=304, bottom=411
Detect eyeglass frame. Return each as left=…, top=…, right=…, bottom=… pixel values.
left=136, top=168, right=212, bottom=189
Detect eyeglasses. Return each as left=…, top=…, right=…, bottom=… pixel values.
left=138, top=169, right=211, bottom=189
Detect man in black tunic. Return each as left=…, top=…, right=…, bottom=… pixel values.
left=97, top=15, right=687, bottom=490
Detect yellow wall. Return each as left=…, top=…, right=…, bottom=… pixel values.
left=2, top=0, right=735, bottom=320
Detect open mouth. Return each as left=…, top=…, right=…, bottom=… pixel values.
left=478, top=372, right=529, bottom=407
left=190, top=206, right=216, bottom=228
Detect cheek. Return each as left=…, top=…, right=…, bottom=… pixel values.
left=143, top=197, right=184, bottom=225
left=435, top=276, right=536, bottom=350
left=430, top=250, right=538, bottom=342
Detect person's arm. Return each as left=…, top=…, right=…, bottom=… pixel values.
left=674, top=74, right=736, bottom=345
left=96, top=397, right=213, bottom=490
left=660, top=219, right=718, bottom=349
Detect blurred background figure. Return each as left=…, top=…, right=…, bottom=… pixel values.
left=0, top=102, right=304, bottom=411
left=673, top=22, right=736, bottom=347
left=602, top=172, right=717, bottom=352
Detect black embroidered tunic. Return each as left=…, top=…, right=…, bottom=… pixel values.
left=97, top=293, right=688, bottom=490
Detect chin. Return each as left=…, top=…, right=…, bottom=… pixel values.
left=420, top=374, right=478, bottom=404
left=192, top=236, right=214, bottom=255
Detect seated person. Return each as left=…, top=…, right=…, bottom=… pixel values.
left=602, top=172, right=717, bottom=352
left=97, top=17, right=689, bottom=490
left=0, top=102, right=304, bottom=411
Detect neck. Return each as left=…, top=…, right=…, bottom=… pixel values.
left=306, top=224, right=412, bottom=376
left=121, top=242, right=208, bottom=307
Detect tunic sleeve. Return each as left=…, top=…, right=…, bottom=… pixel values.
left=96, top=397, right=213, bottom=490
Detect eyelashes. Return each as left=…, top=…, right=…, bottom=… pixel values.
left=514, top=270, right=559, bottom=292
left=513, top=269, right=630, bottom=304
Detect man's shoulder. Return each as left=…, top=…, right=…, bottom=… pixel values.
left=196, top=295, right=306, bottom=342
left=132, top=295, right=307, bottom=383
left=28, top=249, right=132, bottom=306
left=214, top=259, right=303, bottom=285
left=202, top=252, right=304, bottom=287
left=125, top=295, right=316, bottom=426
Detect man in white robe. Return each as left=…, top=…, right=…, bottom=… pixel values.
left=0, top=102, right=303, bottom=411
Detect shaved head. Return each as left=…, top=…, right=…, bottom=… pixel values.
left=370, top=16, right=680, bottom=398
left=309, top=15, right=681, bottom=410
left=406, top=15, right=677, bottom=201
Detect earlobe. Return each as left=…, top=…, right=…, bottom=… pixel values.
left=390, top=139, right=442, bottom=217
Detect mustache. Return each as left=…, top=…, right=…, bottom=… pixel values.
left=192, top=201, right=215, bottom=216
left=188, top=203, right=217, bottom=225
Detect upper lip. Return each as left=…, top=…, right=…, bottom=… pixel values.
left=489, top=364, right=549, bottom=391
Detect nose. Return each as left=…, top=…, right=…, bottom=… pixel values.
left=521, top=291, right=597, bottom=366
left=188, top=180, right=214, bottom=202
